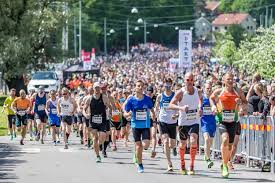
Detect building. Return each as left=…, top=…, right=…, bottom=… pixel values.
left=212, top=13, right=256, bottom=34
left=194, top=17, right=212, bottom=40
left=205, top=1, right=220, bottom=16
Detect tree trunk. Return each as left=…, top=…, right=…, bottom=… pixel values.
left=5, top=75, right=27, bottom=95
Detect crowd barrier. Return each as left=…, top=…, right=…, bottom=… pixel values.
left=199, top=116, right=275, bottom=174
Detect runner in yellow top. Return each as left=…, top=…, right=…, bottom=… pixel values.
left=3, top=88, right=17, bottom=140
left=12, top=90, right=31, bottom=145
left=210, top=72, right=247, bottom=178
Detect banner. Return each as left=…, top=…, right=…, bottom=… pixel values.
left=169, top=58, right=179, bottom=73
left=179, top=30, right=192, bottom=68
left=81, top=49, right=91, bottom=70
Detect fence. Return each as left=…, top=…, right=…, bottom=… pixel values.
left=199, top=116, right=275, bottom=174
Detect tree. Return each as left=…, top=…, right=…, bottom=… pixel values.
left=233, top=25, right=275, bottom=79
left=0, top=0, right=67, bottom=91
left=226, top=24, right=246, bottom=47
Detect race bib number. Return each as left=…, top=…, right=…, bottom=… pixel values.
left=222, top=110, right=235, bottom=122
left=18, top=110, right=26, bottom=116
left=203, top=106, right=212, bottom=115
left=186, top=110, right=198, bottom=120
left=38, top=105, right=45, bottom=111
left=136, top=110, right=147, bottom=121
left=92, top=115, right=102, bottom=124
left=51, top=108, right=58, bottom=115
left=112, top=110, right=120, bottom=116
left=163, top=102, right=171, bottom=111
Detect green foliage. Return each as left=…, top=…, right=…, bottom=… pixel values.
left=0, top=106, right=8, bottom=136
left=234, top=25, right=275, bottom=79
left=0, top=96, right=7, bottom=106
left=226, top=25, right=246, bottom=47
left=0, top=0, right=69, bottom=89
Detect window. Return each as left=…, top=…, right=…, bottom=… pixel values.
left=247, top=26, right=250, bottom=30
left=215, top=26, right=218, bottom=30
left=224, top=26, right=227, bottom=30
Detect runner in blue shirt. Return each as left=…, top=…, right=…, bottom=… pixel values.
left=124, top=80, right=156, bottom=173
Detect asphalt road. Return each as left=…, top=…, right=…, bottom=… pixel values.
left=0, top=133, right=275, bottom=183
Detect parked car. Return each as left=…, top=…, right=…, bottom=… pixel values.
left=27, top=71, right=60, bottom=93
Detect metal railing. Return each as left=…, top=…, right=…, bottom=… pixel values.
left=199, top=116, right=275, bottom=173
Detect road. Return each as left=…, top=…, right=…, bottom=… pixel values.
left=0, top=133, right=275, bottom=183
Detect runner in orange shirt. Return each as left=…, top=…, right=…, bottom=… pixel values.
left=12, top=90, right=31, bottom=145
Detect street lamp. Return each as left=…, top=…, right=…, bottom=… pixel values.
left=137, top=18, right=143, bottom=24
left=154, top=24, right=158, bottom=28
left=110, top=29, right=115, bottom=34
left=175, top=26, right=179, bottom=30
left=146, top=31, right=150, bottom=34
left=129, top=32, right=133, bottom=36
left=131, top=7, right=138, bottom=14
left=134, top=26, right=140, bottom=31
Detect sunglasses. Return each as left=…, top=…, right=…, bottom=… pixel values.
left=62, top=93, right=68, bottom=96
left=186, top=79, right=193, bottom=82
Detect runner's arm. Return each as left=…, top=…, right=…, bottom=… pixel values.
left=57, top=99, right=61, bottom=116
left=11, top=99, right=17, bottom=113
left=154, top=94, right=161, bottom=114
left=72, top=98, right=78, bottom=114
left=45, top=100, right=50, bottom=115
left=209, top=88, right=221, bottom=112
left=169, top=90, right=184, bottom=111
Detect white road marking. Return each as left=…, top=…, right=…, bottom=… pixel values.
left=0, top=148, right=41, bottom=153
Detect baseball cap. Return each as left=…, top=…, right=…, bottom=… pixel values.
left=93, top=82, right=100, bottom=89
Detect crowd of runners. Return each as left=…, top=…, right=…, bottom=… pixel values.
left=2, top=43, right=275, bottom=178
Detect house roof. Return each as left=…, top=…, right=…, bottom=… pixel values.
left=205, top=1, right=220, bottom=11
left=212, top=13, right=249, bottom=25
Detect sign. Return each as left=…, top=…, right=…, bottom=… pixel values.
left=169, top=58, right=179, bottom=73
left=91, top=48, right=96, bottom=66
left=81, top=49, right=91, bottom=70
left=179, top=30, right=192, bottom=68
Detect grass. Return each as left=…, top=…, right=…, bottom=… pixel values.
left=0, top=106, right=8, bottom=136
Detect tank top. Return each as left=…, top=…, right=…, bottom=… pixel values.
left=217, top=88, right=239, bottom=122
left=201, top=94, right=215, bottom=123
left=90, top=94, right=106, bottom=124
left=111, top=102, right=122, bottom=122
left=159, top=92, right=177, bottom=124
left=48, top=99, right=59, bottom=120
left=34, top=94, right=46, bottom=114
left=178, top=87, right=200, bottom=126
left=59, top=97, right=74, bottom=116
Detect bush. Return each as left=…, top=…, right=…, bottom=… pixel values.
left=0, top=96, right=7, bottom=106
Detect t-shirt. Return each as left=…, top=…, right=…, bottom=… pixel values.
left=124, top=95, right=153, bottom=128
left=4, top=96, right=15, bottom=115
left=12, top=97, right=31, bottom=110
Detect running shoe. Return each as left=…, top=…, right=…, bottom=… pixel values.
left=137, top=164, right=144, bottom=173
left=112, top=146, right=117, bottom=151
left=53, top=141, right=57, bottom=146
left=204, top=156, right=214, bottom=168
left=188, top=166, right=195, bottom=175
left=20, top=139, right=24, bottom=145
left=102, top=150, right=107, bottom=158
left=181, top=168, right=188, bottom=175
left=173, top=148, right=177, bottom=156
left=64, top=144, right=68, bottom=149
left=76, top=132, right=80, bottom=137
left=13, top=133, right=17, bottom=138
left=88, top=139, right=92, bottom=148
left=96, top=156, right=101, bottom=163
left=10, top=135, right=13, bottom=140
left=222, top=164, right=229, bottom=178
left=167, top=165, right=173, bottom=172
left=29, top=137, right=34, bottom=141
left=158, top=138, right=162, bottom=146
left=40, top=139, right=44, bottom=144
left=228, top=161, right=234, bottom=170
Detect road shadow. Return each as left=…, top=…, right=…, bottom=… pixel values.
left=0, top=143, right=26, bottom=183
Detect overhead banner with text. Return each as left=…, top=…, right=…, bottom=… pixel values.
left=179, top=30, right=192, bottom=68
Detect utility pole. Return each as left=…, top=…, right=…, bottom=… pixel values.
left=79, top=0, right=82, bottom=59
left=62, top=2, right=68, bottom=62
left=73, top=17, right=77, bottom=58
left=265, top=6, right=268, bottom=28
left=144, top=20, right=147, bottom=44
left=126, top=19, right=129, bottom=56
left=104, top=17, right=107, bottom=56
left=270, top=8, right=273, bottom=27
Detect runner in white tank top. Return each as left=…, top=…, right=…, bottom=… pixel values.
left=169, top=72, right=202, bottom=175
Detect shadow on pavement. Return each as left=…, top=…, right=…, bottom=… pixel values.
left=0, top=143, right=26, bottom=183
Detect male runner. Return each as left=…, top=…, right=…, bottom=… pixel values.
left=201, top=83, right=216, bottom=168
left=45, top=90, right=61, bottom=145
left=210, top=72, right=247, bottom=178
left=33, top=86, right=48, bottom=144
left=83, top=82, right=112, bottom=162
left=155, top=78, right=177, bottom=171
left=3, top=88, right=17, bottom=140
left=124, top=80, right=156, bottom=173
left=12, top=90, right=31, bottom=145
left=169, top=72, right=202, bottom=175
left=57, top=88, right=77, bottom=149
